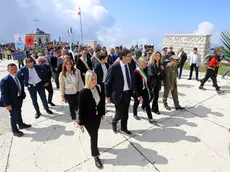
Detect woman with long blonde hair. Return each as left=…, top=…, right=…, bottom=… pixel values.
left=78, top=70, right=105, bottom=169
left=147, top=51, right=164, bottom=114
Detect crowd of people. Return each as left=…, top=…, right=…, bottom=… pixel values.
left=0, top=42, right=228, bottom=169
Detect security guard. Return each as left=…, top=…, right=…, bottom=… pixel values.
left=163, top=55, right=185, bottom=111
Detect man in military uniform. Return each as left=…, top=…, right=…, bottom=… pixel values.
left=163, top=55, right=185, bottom=111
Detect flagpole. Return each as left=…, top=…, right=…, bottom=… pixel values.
left=79, top=7, right=84, bottom=44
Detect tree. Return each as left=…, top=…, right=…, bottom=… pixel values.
left=220, top=31, right=230, bottom=57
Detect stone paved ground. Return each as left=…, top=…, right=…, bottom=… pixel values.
left=0, top=59, right=230, bottom=172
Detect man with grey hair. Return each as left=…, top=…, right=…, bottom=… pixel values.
left=177, top=48, right=187, bottom=79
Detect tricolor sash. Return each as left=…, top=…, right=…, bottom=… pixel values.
left=93, top=55, right=100, bottom=62
left=135, top=67, right=151, bottom=99
left=132, top=56, right=139, bottom=66
left=136, top=67, right=147, bottom=85
left=115, top=58, right=120, bottom=63
left=79, top=57, right=90, bottom=70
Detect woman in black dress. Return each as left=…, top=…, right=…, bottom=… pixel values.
left=147, top=51, right=164, bottom=114
left=78, top=70, right=105, bottom=169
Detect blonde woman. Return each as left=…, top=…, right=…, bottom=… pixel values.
left=147, top=51, right=164, bottom=114
left=59, top=59, right=84, bottom=122
left=78, top=70, right=105, bottom=169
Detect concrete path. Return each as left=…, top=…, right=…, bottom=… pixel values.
left=0, top=59, right=230, bottom=172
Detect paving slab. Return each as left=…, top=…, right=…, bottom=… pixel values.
left=0, top=59, right=230, bottom=171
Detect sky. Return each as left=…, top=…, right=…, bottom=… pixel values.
left=0, top=0, right=229, bottom=49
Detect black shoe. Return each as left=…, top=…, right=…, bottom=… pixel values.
left=164, top=104, right=171, bottom=111
left=188, top=78, right=192, bottom=80
left=46, top=109, right=53, bottom=114
left=13, top=131, right=24, bottom=137
left=199, top=86, right=206, bottom=90
left=175, top=106, right=185, bottom=110
left=48, top=102, right=56, bottom=106
left=19, top=123, right=31, bottom=129
left=112, top=123, right=117, bottom=133
left=196, top=79, right=199, bottom=81
left=94, top=157, right=103, bottom=169
left=217, top=90, right=224, bottom=94
left=149, top=119, right=155, bottom=124
left=153, top=110, right=161, bottom=115
left=133, top=115, right=141, bottom=120
left=35, top=112, right=42, bottom=119
left=121, top=129, right=132, bottom=135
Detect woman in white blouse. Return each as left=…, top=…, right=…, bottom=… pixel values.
left=59, top=59, right=84, bottom=123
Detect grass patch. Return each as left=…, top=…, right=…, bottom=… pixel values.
left=183, top=63, right=230, bottom=76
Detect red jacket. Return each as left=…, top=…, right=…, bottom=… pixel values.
left=208, top=54, right=219, bottom=68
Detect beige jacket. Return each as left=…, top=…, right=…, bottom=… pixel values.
left=59, top=70, right=84, bottom=96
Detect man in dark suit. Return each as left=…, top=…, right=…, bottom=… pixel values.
left=177, top=48, right=187, bottom=79
left=94, top=55, right=109, bottom=94
left=105, top=48, right=133, bottom=135
left=77, top=49, right=92, bottom=83
left=0, top=63, right=31, bottom=137
left=17, top=58, right=53, bottom=119
left=37, top=57, right=55, bottom=106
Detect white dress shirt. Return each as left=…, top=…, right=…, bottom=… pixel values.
left=101, top=64, right=108, bottom=82
left=178, top=52, right=182, bottom=58
left=28, top=67, right=41, bottom=85
left=120, top=61, right=131, bottom=91
left=10, top=74, right=21, bottom=96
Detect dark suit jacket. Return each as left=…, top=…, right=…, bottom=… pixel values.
left=105, top=62, right=133, bottom=105
left=177, top=51, right=187, bottom=65
left=94, top=62, right=109, bottom=84
left=40, top=64, right=52, bottom=82
left=50, top=56, right=57, bottom=72
left=77, top=56, right=92, bottom=82
left=17, top=64, right=45, bottom=86
left=0, top=75, right=26, bottom=108
left=78, top=85, right=105, bottom=125
left=133, top=69, right=147, bottom=97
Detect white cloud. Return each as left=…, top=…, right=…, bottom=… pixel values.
left=194, top=21, right=214, bottom=35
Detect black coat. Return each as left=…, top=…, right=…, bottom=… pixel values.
left=177, top=51, right=187, bottom=66
left=40, top=64, right=52, bottom=82
left=78, top=85, right=105, bottom=125
left=147, top=62, right=163, bottom=91
left=133, top=69, right=147, bottom=97
left=94, top=62, right=109, bottom=84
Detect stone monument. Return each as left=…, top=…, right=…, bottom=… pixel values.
left=26, top=28, right=50, bottom=45
left=88, top=40, right=97, bottom=49
left=162, top=34, right=211, bottom=57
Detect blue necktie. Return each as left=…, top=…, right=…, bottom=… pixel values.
left=15, top=77, right=21, bottom=96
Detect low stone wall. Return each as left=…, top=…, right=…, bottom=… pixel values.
left=163, top=34, right=211, bottom=58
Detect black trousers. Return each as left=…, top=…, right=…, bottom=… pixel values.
left=200, top=69, right=219, bottom=90
left=7, top=55, right=11, bottom=60
left=178, top=61, right=185, bottom=79
left=112, top=91, right=131, bottom=130
left=18, top=60, right=24, bottom=69
left=133, top=89, right=153, bottom=119
left=9, top=98, right=23, bottom=132
left=150, top=86, right=160, bottom=112
left=52, top=71, right=60, bottom=88
left=84, top=119, right=101, bottom=157
left=189, top=63, right=199, bottom=79
left=65, top=93, right=79, bottom=120
left=44, top=82, right=54, bottom=103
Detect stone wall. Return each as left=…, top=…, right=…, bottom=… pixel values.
left=162, top=34, right=211, bottom=58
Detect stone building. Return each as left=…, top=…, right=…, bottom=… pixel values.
left=162, top=34, right=211, bottom=58
left=26, top=29, right=51, bottom=45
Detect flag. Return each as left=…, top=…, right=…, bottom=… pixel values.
left=78, top=7, right=81, bottom=15
left=14, top=34, right=25, bottom=51
left=25, top=35, right=34, bottom=48
left=67, top=27, right=73, bottom=34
